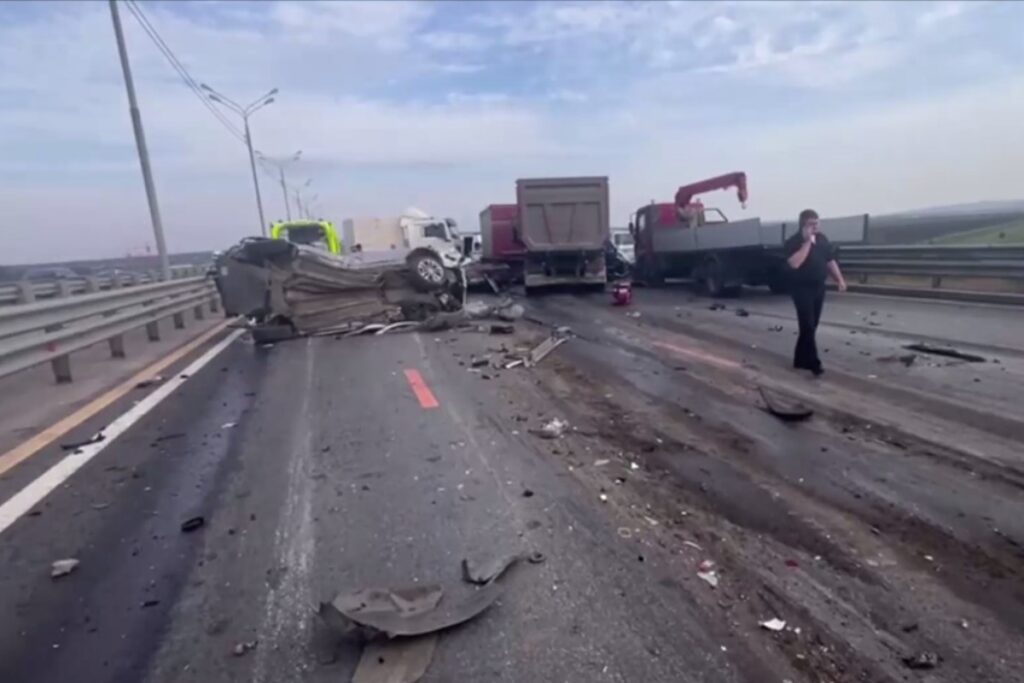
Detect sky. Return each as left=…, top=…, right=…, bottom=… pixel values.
left=1, top=0, right=1023, bottom=263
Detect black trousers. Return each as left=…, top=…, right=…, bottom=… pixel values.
left=791, top=283, right=826, bottom=370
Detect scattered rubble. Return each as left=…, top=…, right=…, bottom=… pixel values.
left=708, top=303, right=726, bottom=311
left=902, top=651, right=940, bottom=670
left=904, top=343, right=985, bottom=363
left=877, top=353, right=917, bottom=367
left=735, top=308, right=750, bottom=317
left=758, top=387, right=813, bottom=422
left=180, top=516, right=205, bottom=533
left=232, top=640, right=258, bottom=657
left=352, top=635, right=438, bottom=683
left=134, top=375, right=164, bottom=389
left=759, top=618, right=787, bottom=631
left=533, top=418, right=568, bottom=440
left=60, top=432, right=105, bottom=451
left=50, top=558, right=79, bottom=579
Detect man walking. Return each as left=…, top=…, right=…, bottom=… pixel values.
left=785, top=209, right=847, bottom=376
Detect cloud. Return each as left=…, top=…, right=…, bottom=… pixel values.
left=0, top=0, right=1022, bottom=263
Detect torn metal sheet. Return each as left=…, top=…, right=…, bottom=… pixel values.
left=528, top=336, right=568, bottom=366
left=60, top=432, right=105, bottom=451
left=320, top=582, right=502, bottom=639
left=51, top=558, right=79, bottom=578
left=461, top=552, right=528, bottom=585
left=758, top=387, right=813, bottom=422
left=353, top=635, right=438, bottom=683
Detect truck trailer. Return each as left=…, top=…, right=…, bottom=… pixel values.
left=517, top=176, right=610, bottom=294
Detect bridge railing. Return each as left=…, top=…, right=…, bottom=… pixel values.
left=0, top=274, right=221, bottom=383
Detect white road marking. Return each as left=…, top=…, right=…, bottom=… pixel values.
left=0, top=329, right=244, bottom=536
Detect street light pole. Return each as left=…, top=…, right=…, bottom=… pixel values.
left=242, top=117, right=267, bottom=236
left=256, top=150, right=301, bottom=222
left=202, top=83, right=278, bottom=237
left=109, top=0, right=169, bottom=279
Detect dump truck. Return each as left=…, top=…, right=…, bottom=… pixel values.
left=631, top=173, right=866, bottom=296
left=517, top=177, right=610, bottom=294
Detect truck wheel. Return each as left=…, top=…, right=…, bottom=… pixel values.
left=406, top=251, right=446, bottom=292
left=703, top=259, right=732, bottom=297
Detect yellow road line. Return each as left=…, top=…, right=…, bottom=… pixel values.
left=0, top=320, right=231, bottom=478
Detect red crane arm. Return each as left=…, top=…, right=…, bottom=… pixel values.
left=674, top=172, right=748, bottom=209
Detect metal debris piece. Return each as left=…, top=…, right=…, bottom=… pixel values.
left=708, top=303, right=726, bottom=311
left=461, top=551, right=529, bottom=585
left=353, top=634, right=438, bottom=683
left=528, top=336, right=568, bottom=366
left=758, top=387, right=813, bottom=422
left=470, top=357, right=490, bottom=368
left=759, top=618, right=786, bottom=631
left=735, top=308, right=750, bottom=317
left=221, top=422, right=237, bottom=430
left=180, top=516, right=205, bottom=533
left=504, top=359, right=525, bottom=369
left=697, top=559, right=719, bottom=588
left=60, top=432, right=105, bottom=451
left=319, top=582, right=502, bottom=639
left=593, top=459, right=610, bottom=467
left=902, top=651, right=939, bottom=670
left=375, top=321, right=421, bottom=336
left=682, top=540, right=703, bottom=551
left=135, top=375, right=164, bottom=389
left=489, top=324, right=515, bottom=335
left=233, top=640, right=258, bottom=657
left=903, top=343, right=985, bottom=363
left=51, top=558, right=79, bottom=579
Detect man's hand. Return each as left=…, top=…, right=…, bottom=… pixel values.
left=837, top=279, right=848, bottom=293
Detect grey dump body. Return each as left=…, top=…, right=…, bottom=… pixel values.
left=517, top=177, right=609, bottom=291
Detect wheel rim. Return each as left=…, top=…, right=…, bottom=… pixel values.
left=418, top=258, right=444, bottom=283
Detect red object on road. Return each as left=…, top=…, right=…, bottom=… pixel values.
left=611, top=282, right=632, bottom=306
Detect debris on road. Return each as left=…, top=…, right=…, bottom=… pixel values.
left=470, top=357, right=490, bottom=368
left=134, top=375, right=164, bottom=389
left=759, top=618, right=787, bottom=631
left=60, top=432, right=105, bottom=451
left=232, top=640, right=258, bottom=657
left=696, top=559, right=719, bottom=588
left=877, top=353, right=917, bottom=367
left=528, top=335, right=569, bottom=366
left=461, top=551, right=529, bottom=585
left=758, top=387, right=813, bottom=422
left=50, top=558, right=79, bottom=579
left=489, top=324, right=515, bottom=335
left=533, top=418, right=568, bottom=440
left=735, top=308, right=750, bottom=317
left=152, top=432, right=186, bottom=444
left=708, top=303, right=726, bottom=311
left=902, top=651, right=940, bottom=670
left=593, top=459, right=610, bottom=467
left=353, top=634, right=438, bottom=683
left=319, top=582, right=502, bottom=639
left=220, top=422, right=237, bottom=430
left=522, top=489, right=535, bottom=498
left=180, top=516, right=205, bottom=533
left=904, top=343, right=985, bottom=363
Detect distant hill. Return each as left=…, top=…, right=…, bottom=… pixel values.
left=866, top=201, right=1024, bottom=244
left=891, top=199, right=1024, bottom=218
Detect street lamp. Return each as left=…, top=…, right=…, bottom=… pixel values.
left=256, top=149, right=301, bottom=221
left=202, top=83, right=278, bottom=236
left=292, top=178, right=312, bottom=218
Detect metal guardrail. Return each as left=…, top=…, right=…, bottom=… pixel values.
left=837, top=245, right=1024, bottom=303
left=0, top=265, right=206, bottom=306
left=0, top=275, right=221, bottom=383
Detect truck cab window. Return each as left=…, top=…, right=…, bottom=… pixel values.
left=423, top=222, right=448, bottom=240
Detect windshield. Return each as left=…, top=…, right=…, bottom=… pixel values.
left=282, top=224, right=329, bottom=249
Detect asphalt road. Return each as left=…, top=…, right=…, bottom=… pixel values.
left=1, top=288, right=1022, bottom=682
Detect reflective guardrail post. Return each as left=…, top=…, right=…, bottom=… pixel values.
left=146, top=320, right=161, bottom=342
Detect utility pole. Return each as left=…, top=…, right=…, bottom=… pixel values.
left=109, top=0, right=169, bottom=279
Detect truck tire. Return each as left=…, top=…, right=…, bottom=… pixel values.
left=252, top=322, right=296, bottom=344
left=703, top=258, right=739, bottom=297
left=406, top=251, right=446, bottom=292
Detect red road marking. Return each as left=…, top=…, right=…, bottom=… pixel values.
left=404, top=369, right=439, bottom=409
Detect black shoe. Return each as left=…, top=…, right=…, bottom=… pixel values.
left=811, top=365, right=825, bottom=377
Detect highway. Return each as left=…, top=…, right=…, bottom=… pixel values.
left=0, top=288, right=1022, bottom=682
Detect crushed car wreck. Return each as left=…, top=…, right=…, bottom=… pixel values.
left=213, top=238, right=466, bottom=341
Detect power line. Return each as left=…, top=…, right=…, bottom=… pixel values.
left=121, top=0, right=246, bottom=145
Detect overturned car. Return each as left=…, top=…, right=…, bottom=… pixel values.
left=213, top=238, right=465, bottom=341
